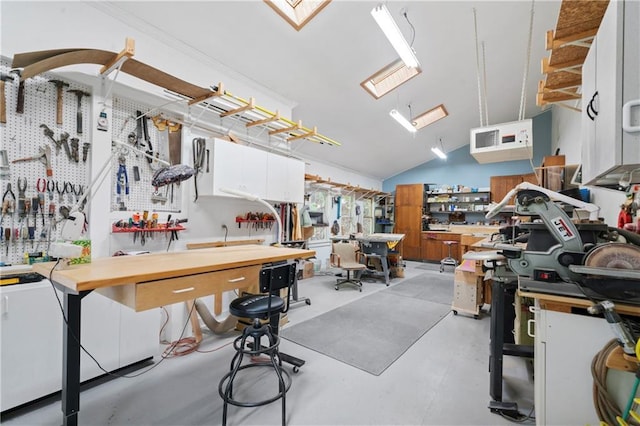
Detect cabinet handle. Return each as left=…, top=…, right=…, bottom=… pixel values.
left=623, top=99, right=640, bottom=133
left=172, top=287, right=195, bottom=294
left=227, top=277, right=246, bottom=283
left=527, top=319, right=536, bottom=338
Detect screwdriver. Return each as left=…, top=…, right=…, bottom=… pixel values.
left=38, top=194, right=45, bottom=226
left=4, top=227, right=10, bottom=256
left=32, top=196, right=39, bottom=227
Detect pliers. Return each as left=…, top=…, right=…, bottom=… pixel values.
left=1, top=183, right=16, bottom=223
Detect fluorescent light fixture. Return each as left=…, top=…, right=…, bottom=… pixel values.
left=361, top=59, right=422, bottom=99
left=431, top=147, right=447, bottom=159
left=412, top=104, right=449, bottom=129
left=371, top=4, right=420, bottom=69
left=390, top=109, right=417, bottom=133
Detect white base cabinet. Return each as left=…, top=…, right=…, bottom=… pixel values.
left=1, top=280, right=158, bottom=412
left=533, top=303, right=635, bottom=425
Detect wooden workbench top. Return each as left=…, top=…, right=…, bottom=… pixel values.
left=32, top=245, right=315, bottom=293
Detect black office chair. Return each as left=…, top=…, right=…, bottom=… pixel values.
left=218, top=262, right=300, bottom=426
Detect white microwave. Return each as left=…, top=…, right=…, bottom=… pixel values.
left=470, top=119, right=533, bottom=164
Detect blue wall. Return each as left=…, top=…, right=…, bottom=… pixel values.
left=382, top=110, right=552, bottom=192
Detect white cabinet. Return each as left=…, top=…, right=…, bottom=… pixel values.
left=198, top=138, right=305, bottom=203
left=0, top=280, right=158, bottom=411
left=581, top=0, right=640, bottom=185
left=533, top=304, right=635, bottom=425
left=198, top=138, right=268, bottom=199
left=266, top=153, right=305, bottom=203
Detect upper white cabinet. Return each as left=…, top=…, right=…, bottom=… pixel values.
left=581, top=0, right=640, bottom=186
left=198, top=138, right=304, bottom=203
left=266, top=153, right=305, bottom=203
left=197, top=138, right=267, bottom=199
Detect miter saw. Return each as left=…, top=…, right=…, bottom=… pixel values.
left=464, top=182, right=640, bottom=420
left=484, top=182, right=640, bottom=304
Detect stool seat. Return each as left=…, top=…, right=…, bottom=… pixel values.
left=440, top=240, right=459, bottom=273
left=230, top=294, right=285, bottom=318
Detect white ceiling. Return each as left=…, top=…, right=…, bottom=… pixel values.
left=100, top=0, right=562, bottom=181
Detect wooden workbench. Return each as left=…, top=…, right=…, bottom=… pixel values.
left=32, top=244, right=314, bottom=426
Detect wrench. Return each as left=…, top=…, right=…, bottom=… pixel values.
left=40, top=124, right=63, bottom=154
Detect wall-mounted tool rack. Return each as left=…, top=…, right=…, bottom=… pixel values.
left=537, top=0, right=609, bottom=111
left=0, top=58, right=91, bottom=265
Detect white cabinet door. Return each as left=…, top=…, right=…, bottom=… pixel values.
left=581, top=41, right=597, bottom=184
left=0, top=281, right=157, bottom=411
left=210, top=139, right=267, bottom=199
left=1, top=282, right=63, bottom=411
left=594, top=1, right=623, bottom=174
left=534, top=307, right=632, bottom=426
left=266, top=154, right=305, bottom=203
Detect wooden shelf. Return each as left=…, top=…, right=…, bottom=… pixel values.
left=304, top=173, right=390, bottom=200
left=537, top=0, right=609, bottom=111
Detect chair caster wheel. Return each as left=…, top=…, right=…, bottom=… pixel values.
left=335, top=287, right=339, bottom=291
left=452, top=310, right=458, bottom=315
left=359, top=288, right=362, bottom=292
left=293, top=366, right=300, bottom=373
left=305, top=300, right=311, bottom=305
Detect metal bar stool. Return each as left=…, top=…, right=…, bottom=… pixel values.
left=440, top=240, right=458, bottom=272
left=218, top=262, right=297, bottom=426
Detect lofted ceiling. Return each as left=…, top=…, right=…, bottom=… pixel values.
left=97, top=1, right=563, bottom=181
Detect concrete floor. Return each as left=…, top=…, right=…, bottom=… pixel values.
left=2, top=261, right=534, bottom=425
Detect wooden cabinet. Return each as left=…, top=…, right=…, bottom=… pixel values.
left=394, top=184, right=425, bottom=260
left=395, top=184, right=424, bottom=206
left=421, top=232, right=461, bottom=262
left=490, top=173, right=538, bottom=204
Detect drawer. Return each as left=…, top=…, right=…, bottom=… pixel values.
left=97, top=265, right=260, bottom=312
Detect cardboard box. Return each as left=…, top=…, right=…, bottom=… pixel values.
left=297, top=260, right=314, bottom=280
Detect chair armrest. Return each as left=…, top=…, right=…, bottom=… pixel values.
left=330, top=252, right=341, bottom=267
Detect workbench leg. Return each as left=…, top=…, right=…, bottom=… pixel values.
left=62, top=291, right=82, bottom=426
left=382, top=256, right=390, bottom=285
left=488, top=280, right=505, bottom=404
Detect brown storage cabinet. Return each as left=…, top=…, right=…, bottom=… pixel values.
left=421, top=232, right=461, bottom=263
left=394, top=184, right=425, bottom=260
left=490, top=173, right=538, bottom=204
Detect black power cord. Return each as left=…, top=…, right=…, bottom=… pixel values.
left=47, top=260, right=198, bottom=379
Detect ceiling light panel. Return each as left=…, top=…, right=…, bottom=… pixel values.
left=431, top=147, right=447, bottom=159
left=412, top=104, right=449, bottom=129
left=361, top=59, right=422, bottom=99
left=390, top=109, right=417, bottom=133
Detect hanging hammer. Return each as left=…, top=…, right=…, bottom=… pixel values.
left=49, top=79, right=69, bottom=125
left=67, top=89, right=90, bottom=134
left=0, top=73, right=15, bottom=124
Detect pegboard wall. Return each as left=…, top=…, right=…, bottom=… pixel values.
left=1, top=58, right=91, bottom=265
left=108, top=95, right=182, bottom=213
left=0, top=56, right=183, bottom=265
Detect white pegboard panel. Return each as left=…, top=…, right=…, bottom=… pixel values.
left=109, top=95, right=182, bottom=213
left=1, top=58, right=91, bottom=265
